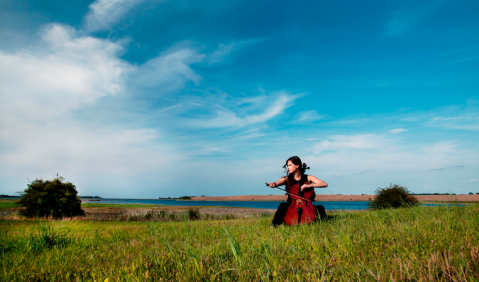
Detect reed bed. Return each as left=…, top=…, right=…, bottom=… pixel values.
left=0, top=206, right=275, bottom=222
left=1, top=204, right=478, bottom=281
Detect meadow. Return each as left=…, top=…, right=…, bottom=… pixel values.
left=1, top=202, right=478, bottom=281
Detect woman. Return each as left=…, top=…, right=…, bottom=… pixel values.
left=268, top=156, right=328, bottom=226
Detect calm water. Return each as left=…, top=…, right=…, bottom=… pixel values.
left=84, top=198, right=451, bottom=210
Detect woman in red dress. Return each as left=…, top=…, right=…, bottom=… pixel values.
left=267, top=156, right=328, bottom=226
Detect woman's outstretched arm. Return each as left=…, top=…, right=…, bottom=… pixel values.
left=268, top=177, right=287, bottom=188
left=302, top=175, right=328, bottom=189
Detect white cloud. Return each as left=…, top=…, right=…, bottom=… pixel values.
left=310, top=135, right=472, bottom=174
left=432, top=116, right=468, bottom=121
left=314, top=134, right=385, bottom=154
left=429, top=113, right=479, bottom=131
left=84, top=0, right=146, bottom=32
left=0, top=24, right=210, bottom=196
left=458, top=179, right=478, bottom=183
left=0, top=24, right=131, bottom=123
left=300, top=132, right=479, bottom=194
left=208, top=43, right=236, bottom=64
left=389, top=128, right=408, bottom=133
left=185, top=92, right=301, bottom=128
left=294, top=110, right=326, bottom=123
left=132, top=45, right=205, bottom=91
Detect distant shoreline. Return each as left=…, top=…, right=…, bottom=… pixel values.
left=192, top=194, right=479, bottom=202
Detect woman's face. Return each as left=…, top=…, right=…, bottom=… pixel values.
left=287, top=160, right=300, bottom=174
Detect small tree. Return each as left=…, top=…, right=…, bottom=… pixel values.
left=18, top=175, right=84, bottom=218
left=368, top=184, right=419, bottom=210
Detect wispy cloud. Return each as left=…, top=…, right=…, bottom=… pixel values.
left=84, top=0, right=147, bottom=32
left=401, top=118, right=419, bottom=122
left=389, top=128, right=408, bottom=133
left=432, top=116, right=469, bottom=121
left=383, top=0, right=445, bottom=38
left=440, top=44, right=479, bottom=56
left=428, top=113, right=479, bottom=131
left=294, top=110, right=326, bottom=123
left=131, top=44, right=205, bottom=91
left=183, top=92, right=301, bottom=128
left=303, top=133, right=479, bottom=193
left=208, top=43, right=236, bottom=64
left=458, top=179, right=477, bottom=183
left=314, top=134, right=385, bottom=154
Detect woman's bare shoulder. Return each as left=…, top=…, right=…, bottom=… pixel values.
left=307, top=175, right=320, bottom=181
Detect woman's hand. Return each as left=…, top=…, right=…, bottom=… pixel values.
left=267, top=178, right=286, bottom=188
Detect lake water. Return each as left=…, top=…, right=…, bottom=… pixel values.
left=84, top=198, right=451, bottom=210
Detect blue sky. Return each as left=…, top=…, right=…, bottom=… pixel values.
left=0, top=0, right=478, bottom=197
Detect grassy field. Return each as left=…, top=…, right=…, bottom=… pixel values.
left=0, top=200, right=21, bottom=209
left=1, top=203, right=478, bottom=281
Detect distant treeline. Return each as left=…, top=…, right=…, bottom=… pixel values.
left=411, top=193, right=456, bottom=195
left=0, top=194, right=21, bottom=198
left=411, top=193, right=479, bottom=195
left=159, top=196, right=202, bottom=200
left=79, top=196, right=102, bottom=199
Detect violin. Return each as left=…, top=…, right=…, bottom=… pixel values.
left=265, top=182, right=317, bottom=225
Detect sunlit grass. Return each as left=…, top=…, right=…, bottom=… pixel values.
left=0, top=200, right=21, bottom=209
left=1, top=203, right=478, bottom=281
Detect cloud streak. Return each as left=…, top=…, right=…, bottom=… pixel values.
left=84, top=0, right=147, bottom=32
left=383, top=0, right=445, bottom=37
left=208, top=43, right=236, bottom=64
left=389, top=128, right=408, bottom=133
left=294, top=110, right=326, bottom=123
left=183, top=92, right=301, bottom=129
left=131, top=45, right=204, bottom=91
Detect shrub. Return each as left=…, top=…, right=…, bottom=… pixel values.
left=18, top=175, right=85, bottom=218
left=188, top=207, right=200, bottom=220
left=368, top=184, right=419, bottom=210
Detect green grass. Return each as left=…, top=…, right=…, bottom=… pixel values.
left=1, top=204, right=478, bottom=281
left=0, top=200, right=21, bottom=209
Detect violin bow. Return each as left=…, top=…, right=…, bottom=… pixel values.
left=265, top=183, right=316, bottom=203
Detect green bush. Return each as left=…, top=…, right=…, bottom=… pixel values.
left=188, top=207, right=200, bottom=220
left=18, top=175, right=85, bottom=218
left=368, top=184, right=419, bottom=210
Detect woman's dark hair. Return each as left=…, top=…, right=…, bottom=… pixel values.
left=283, top=156, right=310, bottom=191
